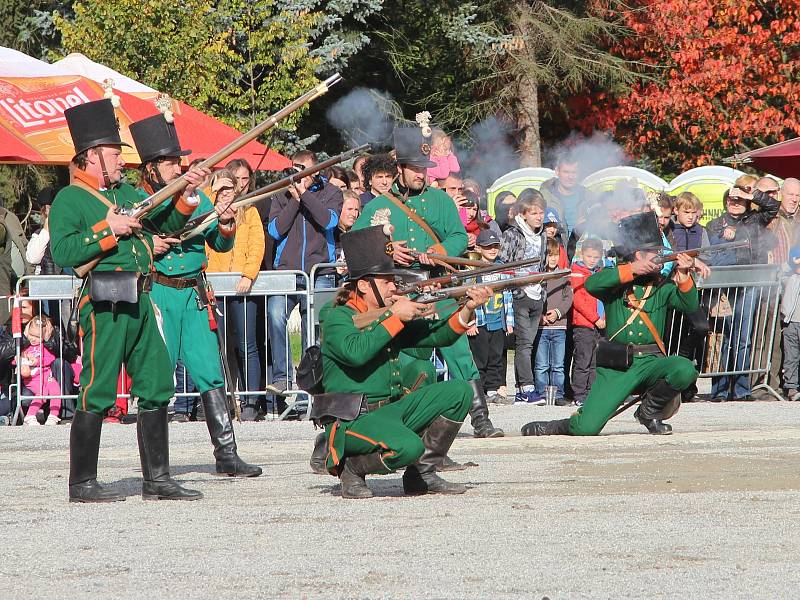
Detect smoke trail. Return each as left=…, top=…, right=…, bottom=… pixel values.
left=455, top=116, right=520, bottom=192
left=326, top=88, right=399, bottom=148
left=544, top=131, right=629, bottom=179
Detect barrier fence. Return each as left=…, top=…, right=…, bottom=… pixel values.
left=3, top=264, right=788, bottom=425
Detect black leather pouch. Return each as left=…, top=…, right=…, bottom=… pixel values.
left=309, top=393, right=367, bottom=426
left=89, top=271, right=139, bottom=304
left=595, top=339, right=633, bottom=370
left=297, top=344, right=325, bottom=394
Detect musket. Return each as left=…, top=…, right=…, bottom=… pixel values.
left=654, top=240, right=750, bottom=265
left=396, top=256, right=543, bottom=296
left=407, top=250, right=492, bottom=269
left=74, top=74, right=342, bottom=277
left=352, top=269, right=571, bottom=329
left=169, top=143, right=370, bottom=241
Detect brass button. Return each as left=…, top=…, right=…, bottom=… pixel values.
left=179, top=265, right=185, bottom=270
left=167, top=255, right=172, bottom=260
left=178, top=253, right=184, bottom=258
left=92, top=234, right=98, bottom=239
left=168, top=266, right=173, bottom=271
left=84, top=237, right=90, bottom=243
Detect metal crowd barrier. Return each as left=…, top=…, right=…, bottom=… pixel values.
left=665, top=264, right=783, bottom=399
left=9, top=271, right=313, bottom=425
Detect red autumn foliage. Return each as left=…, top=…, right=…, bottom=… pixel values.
left=570, top=0, right=800, bottom=175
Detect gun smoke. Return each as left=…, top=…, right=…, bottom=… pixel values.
left=455, top=116, right=520, bottom=193
left=545, top=131, right=629, bottom=180
left=326, top=87, right=398, bottom=148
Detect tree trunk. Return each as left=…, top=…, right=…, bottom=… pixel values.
left=516, top=70, right=541, bottom=167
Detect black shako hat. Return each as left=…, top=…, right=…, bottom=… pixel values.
left=613, top=211, right=668, bottom=257
left=393, top=127, right=436, bottom=168
left=341, top=225, right=402, bottom=280
left=129, top=114, right=191, bottom=164
left=35, top=186, right=57, bottom=207
left=64, top=99, right=130, bottom=156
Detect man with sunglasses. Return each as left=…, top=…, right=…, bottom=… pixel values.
left=131, top=114, right=262, bottom=477
left=706, top=183, right=779, bottom=401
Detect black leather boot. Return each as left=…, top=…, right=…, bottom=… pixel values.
left=202, top=388, right=262, bottom=477
left=437, top=455, right=468, bottom=472
left=403, top=416, right=468, bottom=495
left=339, top=452, right=391, bottom=499
left=634, top=379, right=681, bottom=435
left=68, top=410, right=125, bottom=503
left=310, top=432, right=328, bottom=475
left=521, top=418, right=571, bottom=436
left=137, top=407, right=203, bottom=500
left=468, top=380, right=504, bottom=438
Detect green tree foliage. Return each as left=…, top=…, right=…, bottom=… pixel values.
left=56, top=0, right=319, bottom=138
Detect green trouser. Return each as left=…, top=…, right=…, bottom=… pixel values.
left=569, top=355, right=698, bottom=436
left=77, top=292, right=175, bottom=415
left=325, top=380, right=471, bottom=472
left=150, top=283, right=223, bottom=393
left=436, top=301, right=480, bottom=381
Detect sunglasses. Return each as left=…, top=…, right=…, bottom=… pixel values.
left=734, top=185, right=752, bottom=193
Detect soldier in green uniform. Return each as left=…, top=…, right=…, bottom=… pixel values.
left=317, top=225, right=492, bottom=498
left=51, top=99, right=207, bottom=502
left=129, top=114, right=261, bottom=477
left=522, top=213, right=700, bottom=437
left=353, top=125, right=503, bottom=438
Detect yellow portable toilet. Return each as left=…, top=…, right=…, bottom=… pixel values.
left=486, top=167, right=555, bottom=217
left=582, top=166, right=668, bottom=196
left=667, top=166, right=746, bottom=224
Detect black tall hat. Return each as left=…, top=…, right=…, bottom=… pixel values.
left=129, top=114, right=191, bottom=164
left=393, top=127, right=436, bottom=168
left=614, top=211, right=668, bottom=255
left=64, top=99, right=129, bottom=156
left=341, top=226, right=402, bottom=280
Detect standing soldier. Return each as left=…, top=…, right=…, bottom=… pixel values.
left=50, top=99, right=205, bottom=502
left=521, top=213, right=700, bottom=437
left=354, top=121, right=503, bottom=438
left=317, top=226, right=491, bottom=498
left=129, top=113, right=261, bottom=478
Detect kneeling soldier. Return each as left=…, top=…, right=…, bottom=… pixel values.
left=522, top=213, right=700, bottom=437
left=316, top=226, right=491, bottom=498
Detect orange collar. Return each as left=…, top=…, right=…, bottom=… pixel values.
left=345, top=292, right=369, bottom=313
left=72, top=169, right=101, bottom=190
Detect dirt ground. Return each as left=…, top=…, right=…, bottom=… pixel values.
left=2, top=401, right=799, bottom=599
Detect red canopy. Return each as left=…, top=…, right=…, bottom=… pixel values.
left=728, top=137, right=800, bottom=179
left=0, top=75, right=290, bottom=170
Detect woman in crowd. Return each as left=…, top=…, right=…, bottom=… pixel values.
left=206, top=169, right=266, bottom=420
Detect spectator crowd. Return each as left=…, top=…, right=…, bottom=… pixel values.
left=3, top=135, right=800, bottom=427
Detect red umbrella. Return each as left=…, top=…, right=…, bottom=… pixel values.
left=727, top=137, right=800, bottom=179
left=0, top=74, right=290, bottom=170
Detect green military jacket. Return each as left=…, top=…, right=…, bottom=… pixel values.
left=353, top=184, right=467, bottom=260
left=51, top=171, right=157, bottom=273
left=585, top=262, right=699, bottom=346
left=320, top=294, right=467, bottom=403
left=141, top=186, right=234, bottom=278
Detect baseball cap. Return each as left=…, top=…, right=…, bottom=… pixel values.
left=476, top=230, right=501, bottom=246
left=543, top=208, right=560, bottom=225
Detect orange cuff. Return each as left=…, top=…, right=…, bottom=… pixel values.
left=617, top=263, right=634, bottom=284
left=381, top=314, right=405, bottom=337
left=98, top=235, right=117, bottom=252
left=428, top=243, right=446, bottom=256
left=175, top=193, right=199, bottom=216
left=448, top=311, right=469, bottom=335
left=218, top=221, right=236, bottom=238
left=92, top=220, right=110, bottom=233
left=677, top=275, right=695, bottom=293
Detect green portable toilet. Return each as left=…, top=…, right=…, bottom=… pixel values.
left=667, top=166, right=746, bottom=224
left=486, top=167, right=556, bottom=217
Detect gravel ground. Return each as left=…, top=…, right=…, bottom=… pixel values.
left=2, top=400, right=800, bottom=600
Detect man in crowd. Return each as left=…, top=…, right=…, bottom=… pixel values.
left=540, top=151, right=591, bottom=239
left=267, top=150, right=343, bottom=393
left=522, top=212, right=701, bottom=437
left=359, top=154, right=396, bottom=206
left=355, top=125, right=503, bottom=438
left=50, top=99, right=206, bottom=502
left=439, top=172, right=467, bottom=208
left=131, top=113, right=261, bottom=477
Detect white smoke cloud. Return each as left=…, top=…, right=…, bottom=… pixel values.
left=326, top=88, right=398, bottom=148
left=544, top=131, right=629, bottom=179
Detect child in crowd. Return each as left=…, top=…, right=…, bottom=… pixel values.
left=468, top=230, right=514, bottom=404
left=459, top=194, right=487, bottom=249
left=670, top=192, right=710, bottom=250
left=570, top=238, right=605, bottom=407
left=781, top=246, right=800, bottom=401
left=534, top=238, right=574, bottom=405
left=499, top=190, right=548, bottom=404
left=543, top=208, right=569, bottom=269
left=427, top=128, right=460, bottom=182
left=19, top=316, right=61, bottom=426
